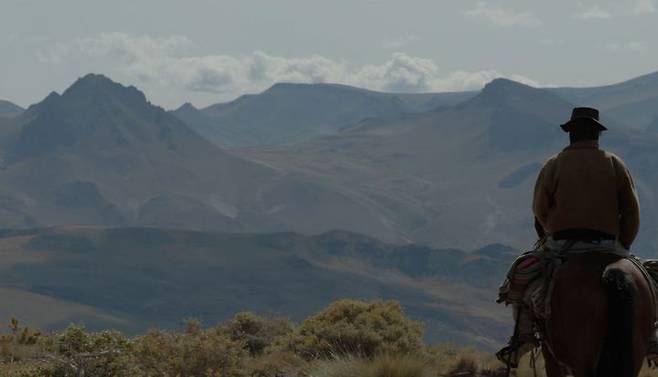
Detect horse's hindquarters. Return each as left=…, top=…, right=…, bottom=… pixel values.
left=547, top=254, right=652, bottom=377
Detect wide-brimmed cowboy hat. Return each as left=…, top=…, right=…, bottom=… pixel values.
left=560, top=107, right=608, bottom=132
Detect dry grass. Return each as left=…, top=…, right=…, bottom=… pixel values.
left=307, top=352, right=658, bottom=377
left=310, top=354, right=428, bottom=377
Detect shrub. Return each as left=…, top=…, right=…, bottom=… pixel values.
left=0, top=319, right=43, bottom=364
left=447, top=356, right=478, bottom=377
left=48, top=325, right=134, bottom=377
left=132, top=327, right=247, bottom=377
left=221, top=312, right=293, bottom=356
left=288, top=300, right=423, bottom=359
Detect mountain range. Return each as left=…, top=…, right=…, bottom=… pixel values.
left=1, top=70, right=658, bottom=348
left=2, top=72, right=658, bottom=251
left=237, top=75, right=658, bottom=254
left=0, top=75, right=395, bottom=239
left=173, top=83, right=475, bottom=147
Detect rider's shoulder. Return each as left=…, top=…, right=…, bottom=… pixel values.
left=542, top=153, right=560, bottom=166
left=603, top=150, right=629, bottom=167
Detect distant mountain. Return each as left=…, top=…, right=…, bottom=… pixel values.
left=173, top=83, right=475, bottom=147
left=0, top=226, right=514, bottom=348
left=0, top=99, right=23, bottom=118
left=0, top=75, right=390, bottom=238
left=0, top=74, right=265, bottom=229
left=238, top=78, right=658, bottom=255
left=4, top=74, right=658, bottom=253
left=550, top=71, right=658, bottom=130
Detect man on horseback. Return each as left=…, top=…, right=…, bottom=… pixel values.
left=495, top=107, right=658, bottom=367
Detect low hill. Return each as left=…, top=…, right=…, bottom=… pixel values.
left=0, top=226, right=514, bottom=349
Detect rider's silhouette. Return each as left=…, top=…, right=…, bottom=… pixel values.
left=496, top=107, right=654, bottom=367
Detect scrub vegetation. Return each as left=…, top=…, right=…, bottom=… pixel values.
left=1, top=298, right=624, bottom=377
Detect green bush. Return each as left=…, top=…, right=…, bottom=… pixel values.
left=221, top=312, right=293, bottom=356
left=49, top=325, right=134, bottom=377
left=131, top=327, right=247, bottom=377
left=1, top=299, right=528, bottom=377
left=0, top=319, right=43, bottom=364
left=288, top=299, right=424, bottom=359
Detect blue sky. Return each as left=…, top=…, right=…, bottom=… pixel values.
left=1, top=0, right=656, bottom=108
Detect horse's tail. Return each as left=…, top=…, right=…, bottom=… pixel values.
left=596, top=267, right=635, bottom=377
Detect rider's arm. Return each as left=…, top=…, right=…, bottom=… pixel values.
left=532, top=159, right=555, bottom=231
left=613, top=156, right=640, bottom=249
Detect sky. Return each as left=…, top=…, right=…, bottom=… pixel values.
left=1, top=0, right=657, bottom=109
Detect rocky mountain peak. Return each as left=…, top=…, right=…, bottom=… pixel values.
left=8, top=75, right=183, bottom=160
left=62, top=73, right=149, bottom=109
left=464, top=77, right=573, bottom=124
left=477, top=78, right=542, bottom=103
left=176, top=102, right=198, bottom=113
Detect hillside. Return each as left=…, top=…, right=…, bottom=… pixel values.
left=0, top=75, right=401, bottom=240
left=550, top=71, right=658, bottom=130
left=237, top=78, right=658, bottom=254
left=173, top=83, right=475, bottom=147
left=0, top=99, right=23, bottom=118
left=0, top=226, right=514, bottom=348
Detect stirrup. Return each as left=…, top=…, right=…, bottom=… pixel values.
left=496, top=338, right=539, bottom=369
left=496, top=344, right=520, bottom=369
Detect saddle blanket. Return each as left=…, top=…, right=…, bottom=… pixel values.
left=498, top=239, right=656, bottom=311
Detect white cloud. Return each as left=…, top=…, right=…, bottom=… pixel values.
left=576, top=0, right=655, bottom=17
left=353, top=53, right=439, bottom=92
left=575, top=6, right=613, bottom=19
left=628, top=41, right=649, bottom=51
left=463, top=2, right=542, bottom=27
left=540, top=38, right=563, bottom=47
left=381, top=35, right=420, bottom=50
left=40, top=33, right=541, bottom=101
left=36, top=41, right=75, bottom=63
left=75, top=33, right=193, bottom=85
left=634, top=0, right=656, bottom=13
left=604, top=40, right=648, bottom=53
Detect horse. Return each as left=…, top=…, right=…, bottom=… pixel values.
left=542, top=252, right=655, bottom=377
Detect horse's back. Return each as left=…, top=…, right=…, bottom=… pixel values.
left=548, top=253, right=653, bottom=377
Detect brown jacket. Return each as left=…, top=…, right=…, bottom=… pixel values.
left=533, top=140, right=640, bottom=248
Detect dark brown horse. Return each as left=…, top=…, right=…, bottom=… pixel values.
left=543, top=253, right=654, bottom=377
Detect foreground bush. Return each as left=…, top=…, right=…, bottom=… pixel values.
left=1, top=299, right=600, bottom=377
left=0, top=322, right=135, bottom=377
left=132, top=326, right=247, bottom=377
left=287, top=299, right=424, bottom=359
left=221, top=312, right=294, bottom=356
